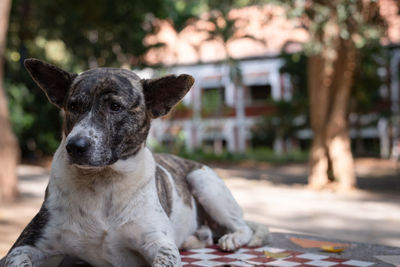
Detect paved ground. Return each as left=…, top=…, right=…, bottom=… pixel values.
left=0, top=158, right=399, bottom=259
left=2, top=232, right=400, bottom=266
left=213, top=158, right=400, bottom=247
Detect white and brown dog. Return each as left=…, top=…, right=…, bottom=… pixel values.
left=4, top=59, right=269, bottom=267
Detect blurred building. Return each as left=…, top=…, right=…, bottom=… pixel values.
left=143, top=57, right=293, bottom=153
left=141, top=2, right=400, bottom=155
left=380, top=0, right=400, bottom=158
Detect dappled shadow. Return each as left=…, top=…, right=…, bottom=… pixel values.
left=18, top=192, right=44, bottom=199
left=214, top=162, right=400, bottom=193
left=0, top=220, right=9, bottom=226
left=357, top=174, right=400, bottom=192
left=264, top=211, right=400, bottom=247
left=19, top=173, right=49, bottom=182
left=214, top=164, right=309, bottom=185
left=16, top=168, right=49, bottom=201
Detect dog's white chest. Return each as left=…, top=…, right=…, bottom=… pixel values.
left=41, top=149, right=162, bottom=266
left=44, top=188, right=150, bottom=266
left=37, top=147, right=200, bottom=266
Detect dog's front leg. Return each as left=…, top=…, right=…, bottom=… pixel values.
left=151, top=244, right=181, bottom=267
left=5, top=204, right=51, bottom=267
left=5, top=246, right=47, bottom=267
left=132, top=230, right=181, bottom=267
left=146, top=235, right=181, bottom=267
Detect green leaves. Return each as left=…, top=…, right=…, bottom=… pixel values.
left=8, top=0, right=170, bottom=69
left=4, top=0, right=175, bottom=156
left=277, top=0, right=383, bottom=55
left=6, top=83, right=35, bottom=137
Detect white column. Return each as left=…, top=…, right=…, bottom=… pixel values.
left=192, top=82, right=202, bottom=149
left=223, top=66, right=235, bottom=107
left=235, top=84, right=246, bottom=153
left=226, top=120, right=236, bottom=152
left=184, top=120, right=193, bottom=151
left=270, top=70, right=282, bottom=101
left=390, top=49, right=400, bottom=158
left=282, top=73, right=292, bottom=101
left=390, top=50, right=400, bottom=113
left=378, top=118, right=390, bottom=158
left=273, top=137, right=284, bottom=155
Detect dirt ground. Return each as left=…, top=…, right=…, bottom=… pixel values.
left=0, top=158, right=399, bottom=258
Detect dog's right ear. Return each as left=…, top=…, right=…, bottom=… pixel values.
left=24, top=58, right=77, bottom=108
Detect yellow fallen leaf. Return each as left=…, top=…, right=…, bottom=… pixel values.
left=264, top=251, right=291, bottom=259
left=289, top=237, right=350, bottom=248
left=320, top=245, right=346, bottom=253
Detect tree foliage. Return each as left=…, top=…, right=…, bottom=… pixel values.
left=3, top=0, right=392, bottom=166
left=8, top=0, right=169, bottom=68
left=5, top=0, right=171, bottom=157
left=165, top=0, right=261, bottom=50
left=279, top=0, right=382, bottom=53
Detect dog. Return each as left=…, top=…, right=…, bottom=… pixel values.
left=4, top=59, right=269, bottom=267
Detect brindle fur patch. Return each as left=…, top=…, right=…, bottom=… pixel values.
left=61, top=68, right=152, bottom=166
left=155, top=166, right=173, bottom=216
left=25, top=59, right=194, bottom=167
left=154, top=154, right=203, bottom=208
left=10, top=204, right=49, bottom=252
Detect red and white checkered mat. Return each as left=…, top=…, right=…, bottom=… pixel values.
left=180, top=245, right=375, bottom=267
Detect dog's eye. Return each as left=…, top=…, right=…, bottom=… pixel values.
left=68, top=102, right=78, bottom=112
left=110, top=102, right=122, bottom=112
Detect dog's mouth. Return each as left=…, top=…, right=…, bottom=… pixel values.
left=71, top=163, right=100, bottom=169
left=67, top=150, right=119, bottom=168
left=69, top=157, right=119, bottom=168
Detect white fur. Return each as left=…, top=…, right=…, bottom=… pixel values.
left=156, top=165, right=198, bottom=247
left=6, top=66, right=270, bottom=267
left=6, top=141, right=268, bottom=266
left=9, top=140, right=182, bottom=267
left=181, top=225, right=213, bottom=250
left=187, top=166, right=253, bottom=251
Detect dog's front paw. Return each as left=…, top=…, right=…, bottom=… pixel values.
left=218, top=231, right=252, bottom=252
left=151, top=246, right=181, bottom=267
left=5, top=246, right=46, bottom=267
left=218, top=233, right=241, bottom=251
left=5, top=252, right=33, bottom=267
left=152, top=257, right=181, bottom=267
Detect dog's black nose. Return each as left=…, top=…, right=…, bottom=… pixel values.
left=66, top=137, right=91, bottom=158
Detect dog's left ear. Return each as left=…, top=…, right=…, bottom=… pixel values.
left=24, top=58, right=77, bottom=108
left=142, top=74, right=194, bottom=118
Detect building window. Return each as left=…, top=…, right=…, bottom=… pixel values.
left=248, top=84, right=272, bottom=105
left=202, top=87, right=225, bottom=116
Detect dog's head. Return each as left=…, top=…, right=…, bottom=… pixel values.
left=24, top=59, right=194, bottom=167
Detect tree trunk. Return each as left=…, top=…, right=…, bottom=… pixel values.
left=0, top=0, right=19, bottom=202
left=307, top=38, right=357, bottom=191
left=325, top=38, right=357, bottom=190
left=308, top=134, right=330, bottom=189
left=307, top=52, right=334, bottom=189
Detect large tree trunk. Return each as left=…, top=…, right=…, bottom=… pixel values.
left=0, top=0, right=19, bottom=202
left=325, top=39, right=357, bottom=190
left=308, top=53, right=333, bottom=189
left=308, top=37, right=357, bottom=191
